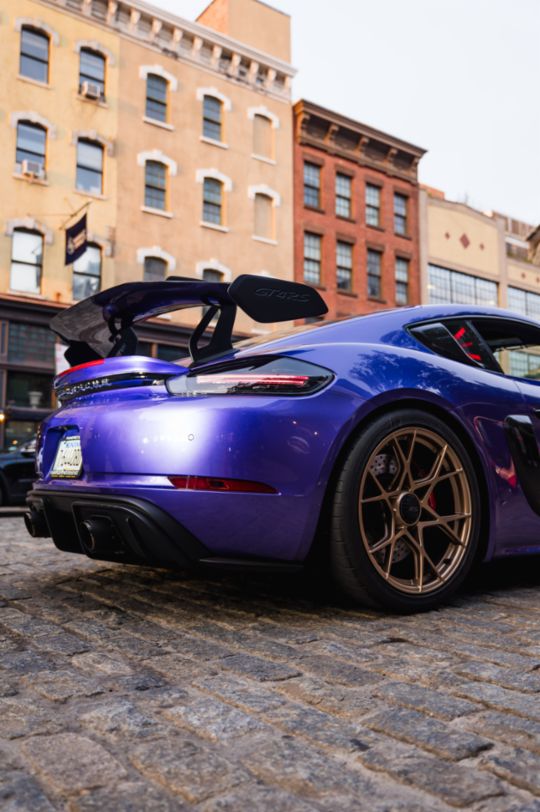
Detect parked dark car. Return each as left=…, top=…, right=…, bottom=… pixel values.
left=0, top=440, right=36, bottom=505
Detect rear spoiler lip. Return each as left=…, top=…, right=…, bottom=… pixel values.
left=50, top=275, right=328, bottom=365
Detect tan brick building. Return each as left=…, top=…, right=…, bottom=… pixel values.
left=0, top=0, right=295, bottom=447
left=293, top=100, right=426, bottom=321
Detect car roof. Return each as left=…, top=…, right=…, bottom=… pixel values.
left=232, top=304, right=540, bottom=357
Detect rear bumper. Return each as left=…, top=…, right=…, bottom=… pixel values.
left=27, top=489, right=207, bottom=568
left=26, top=489, right=303, bottom=572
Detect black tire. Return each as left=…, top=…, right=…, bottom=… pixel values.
left=330, top=408, right=482, bottom=612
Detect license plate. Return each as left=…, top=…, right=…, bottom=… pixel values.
left=51, top=435, right=82, bottom=478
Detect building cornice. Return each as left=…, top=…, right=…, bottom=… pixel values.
left=37, top=0, right=296, bottom=100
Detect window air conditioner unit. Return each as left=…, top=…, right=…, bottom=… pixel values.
left=81, top=80, right=102, bottom=100
left=21, top=159, right=45, bottom=179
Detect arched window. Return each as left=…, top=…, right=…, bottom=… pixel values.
left=16, top=121, right=46, bottom=172
left=254, top=193, right=274, bottom=240
left=202, top=178, right=223, bottom=225
left=76, top=139, right=104, bottom=194
left=10, top=229, right=43, bottom=293
left=144, top=161, right=167, bottom=211
left=202, top=95, right=222, bottom=141
left=73, top=244, right=101, bottom=301
left=20, top=26, right=49, bottom=83
left=146, top=74, right=168, bottom=122
left=143, top=256, right=167, bottom=282
left=79, top=48, right=106, bottom=98
left=253, top=114, right=273, bottom=159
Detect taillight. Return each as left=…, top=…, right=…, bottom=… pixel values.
left=166, top=356, right=333, bottom=397
left=57, top=359, right=104, bottom=379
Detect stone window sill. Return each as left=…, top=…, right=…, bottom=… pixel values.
left=141, top=206, right=173, bottom=218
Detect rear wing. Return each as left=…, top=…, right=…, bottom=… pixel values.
left=51, top=274, right=328, bottom=365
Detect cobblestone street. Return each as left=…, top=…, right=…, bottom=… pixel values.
left=1, top=516, right=539, bottom=811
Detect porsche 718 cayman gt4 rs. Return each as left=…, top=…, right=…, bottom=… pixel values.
left=25, top=274, right=540, bottom=611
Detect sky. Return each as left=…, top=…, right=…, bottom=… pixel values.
left=152, top=0, right=540, bottom=225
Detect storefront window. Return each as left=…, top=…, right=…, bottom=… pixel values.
left=8, top=322, right=55, bottom=367
left=4, top=420, right=38, bottom=451
left=6, top=372, right=53, bottom=409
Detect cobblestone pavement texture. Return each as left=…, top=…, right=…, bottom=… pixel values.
left=1, top=517, right=539, bottom=811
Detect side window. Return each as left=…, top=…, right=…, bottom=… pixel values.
left=471, top=318, right=540, bottom=381
left=410, top=319, right=499, bottom=371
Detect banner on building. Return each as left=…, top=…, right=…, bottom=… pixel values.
left=65, top=213, right=88, bottom=265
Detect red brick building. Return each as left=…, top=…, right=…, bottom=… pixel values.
left=293, top=100, right=426, bottom=320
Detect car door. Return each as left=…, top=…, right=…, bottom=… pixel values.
left=469, top=316, right=540, bottom=552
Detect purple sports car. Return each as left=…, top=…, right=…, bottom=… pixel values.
left=26, top=274, right=540, bottom=611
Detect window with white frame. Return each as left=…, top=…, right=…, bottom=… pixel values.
left=395, top=256, right=409, bottom=305
left=73, top=243, right=101, bottom=300
left=304, top=232, right=321, bottom=286
left=336, top=241, right=353, bottom=291
left=335, top=173, right=352, bottom=218
left=304, top=162, right=321, bottom=208
left=367, top=248, right=382, bottom=299
left=10, top=229, right=43, bottom=293
left=366, top=184, right=381, bottom=227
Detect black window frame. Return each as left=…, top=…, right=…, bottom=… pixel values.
left=20, top=26, right=50, bottom=84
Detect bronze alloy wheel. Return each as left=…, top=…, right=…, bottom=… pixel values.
left=358, top=427, right=473, bottom=595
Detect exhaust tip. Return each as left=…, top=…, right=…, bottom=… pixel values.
left=24, top=510, right=50, bottom=538
left=78, top=516, right=115, bottom=556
